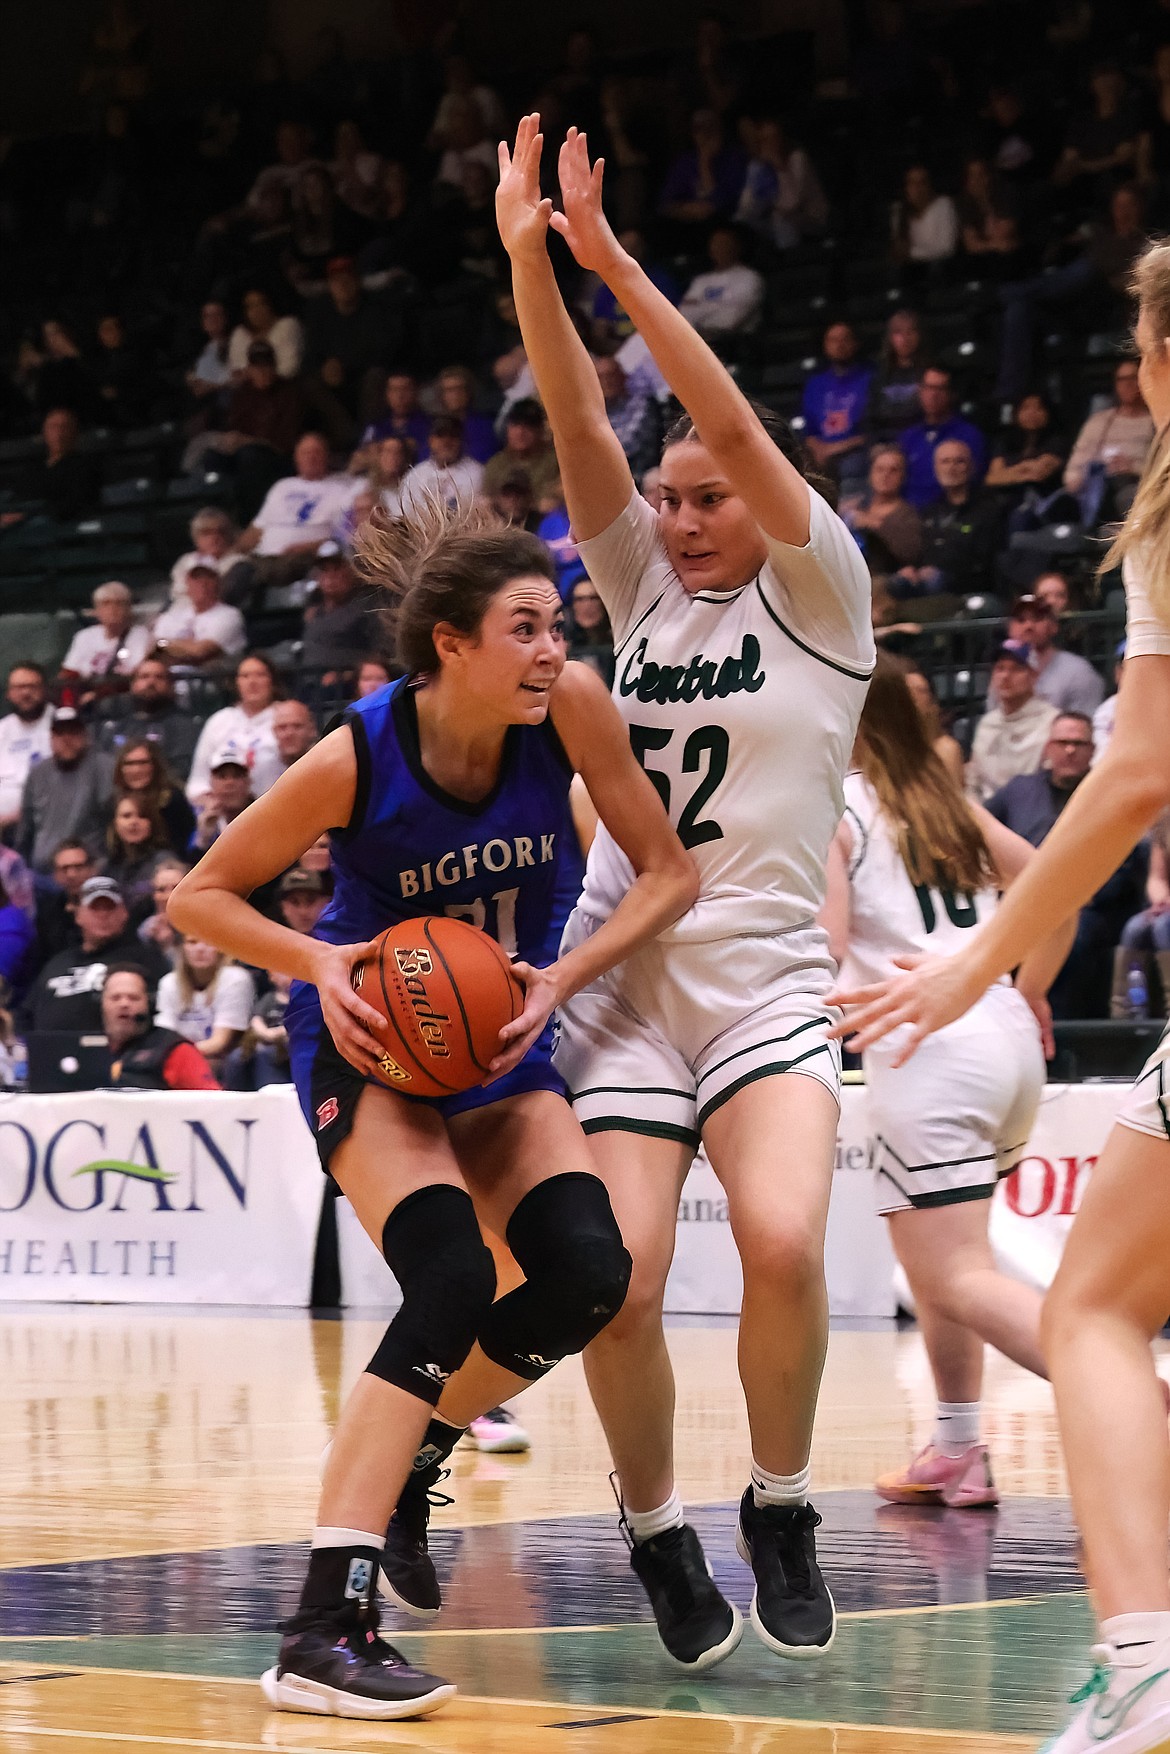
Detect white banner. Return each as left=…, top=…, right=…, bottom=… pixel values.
left=0, top=1089, right=323, bottom=1305
left=989, top=1080, right=1123, bottom=1290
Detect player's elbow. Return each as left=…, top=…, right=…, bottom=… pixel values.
left=662, top=847, right=701, bottom=917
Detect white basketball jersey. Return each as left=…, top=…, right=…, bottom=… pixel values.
left=577, top=486, right=875, bottom=944
left=839, top=771, right=1008, bottom=993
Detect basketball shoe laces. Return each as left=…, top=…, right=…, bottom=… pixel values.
left=753, top=1500, right=822, bottom=1594
left=397, top=1462, right=454, bottom=1548
left=1067, top=1647, right=1170, bottom=1735
left=610, top=1472, right=708, bottom=1620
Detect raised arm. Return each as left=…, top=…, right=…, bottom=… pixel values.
left=496, top=117, right=632, bottom=541
left=551, top=128, right=812, bottom=548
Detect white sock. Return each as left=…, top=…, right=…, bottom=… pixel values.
left=934, top=1401, right=981, bottom=1457
left=625, top=1489, right=684, bottom=1544
left=311, top=1526, right=385, bottom=1550
left=751, top=1460, right=811, bottom=1508
left=1101, top=1611, right=1170, bottom=1667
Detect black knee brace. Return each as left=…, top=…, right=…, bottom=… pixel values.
left=366, top=1184, right=496, bottom=1405
left=478, top=1172, right=631, bottom=1381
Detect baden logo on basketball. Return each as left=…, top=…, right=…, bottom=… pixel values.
left=393, top=945, right=453, bottom=1060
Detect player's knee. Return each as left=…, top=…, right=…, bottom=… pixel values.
left=479, top=1173, right=632, bottom=1377
left=366, top=1184, right=496, bottom=1404
left=738, top=1218, right=824, bottom=1295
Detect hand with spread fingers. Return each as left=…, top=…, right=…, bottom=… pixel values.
left=827, top=950, right=993, bottom=1065
left=314, top=939, right=392, bottom=1078
left=549, top=126, right=625, bottom=278
left=496, top=113, right=554, bottom=261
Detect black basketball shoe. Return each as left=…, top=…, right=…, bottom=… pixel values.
left=379, top=1458, right=452, bottom=1618
left=627, top=1522, right=744, bottom=1671
left=735, top=1488, right=836, bottom=1658
left=261, top=1600, right=454, bottom=1720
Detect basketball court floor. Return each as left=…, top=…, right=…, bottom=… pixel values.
left=3, top=1303, right=1166, bottom=1754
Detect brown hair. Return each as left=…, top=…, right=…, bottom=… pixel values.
left=857, top=654, right=996, bottom=894
left=353, top=497, right=557, bottom=675
left=1102, top=239, right=1170, bottom=617
left=114, top=740, right=178, bottom=810
left=106, top=790, right=170, bottom=860
left=662, top=398, right=837, bottom=509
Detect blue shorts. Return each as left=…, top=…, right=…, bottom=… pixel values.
left=286, top=979, right=566, bottom=1172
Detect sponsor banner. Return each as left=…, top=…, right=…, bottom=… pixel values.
left=0, top=1089, right=323, bottom=1305
left=990, top=1081, right=1123, bottom=1291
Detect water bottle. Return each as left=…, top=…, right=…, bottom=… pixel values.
left=1126, top=962, right=1149, bottom=1020
left=9, top=1038, right=28, bottom=1092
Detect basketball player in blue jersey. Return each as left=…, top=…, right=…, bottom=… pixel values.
left=169, top=503, right=697, bottom=1721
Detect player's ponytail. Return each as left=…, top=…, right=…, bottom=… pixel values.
left=1100, top=240, right=1170, bottom=620
left=662, top=400, right=838, bottom=509
left=857, top=654, right=996, bottom=897
left=353, top=492, right=557, bottom=675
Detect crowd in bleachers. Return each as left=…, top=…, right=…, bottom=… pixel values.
left=2, top=0, right=1170, bottom=1084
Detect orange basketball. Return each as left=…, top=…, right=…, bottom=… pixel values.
left=352, top=916, right=524, bottom=1098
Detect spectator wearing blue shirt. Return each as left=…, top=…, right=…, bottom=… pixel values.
left=658, top=109, right=748, bottom=249
left=899, top=365, right=988, bottom=506
left=801, top=322, right=874, bottom=490
left=432, top=366, right=499, bottom=464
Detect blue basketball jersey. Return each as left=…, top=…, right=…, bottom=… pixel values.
left=314, top=678, right=574, bottom=964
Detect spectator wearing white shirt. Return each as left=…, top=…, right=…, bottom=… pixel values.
left=0, top=663, right=53, bottom=829
left=399, top=417, right=485, bottom=516
left=156, top=936, right=255, bottom=1068
left=235, top=432, right=359, bottom=590
left=152, top=565, right=248, bottom=671
left=677, top=225, right=764, bottom=337
left=891, top=164, right=959, bottom=266
left=966, top=641, right=1059, bottom=802
left=186, top=653, right=283, bottom=805
left=58, top=582, right=151, bottom=688
left=227, top=288, right=305, bottom=381
left=169, top=507, right=247, bottom=607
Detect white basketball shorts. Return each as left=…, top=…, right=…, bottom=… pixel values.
left=554, top=908, right=841, bottom=1148
left=865, top=984, right=1046, bottom=1216
left=1116, top=1023, right=1170, bottom=1143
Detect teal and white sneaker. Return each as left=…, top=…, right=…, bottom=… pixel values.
left=1039, top=1641, right=1170, bottom=1752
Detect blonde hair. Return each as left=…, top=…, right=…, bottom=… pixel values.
left=1102, top=240, right=1170, bottom=617
left=175, top=939, right=231, bottom=1010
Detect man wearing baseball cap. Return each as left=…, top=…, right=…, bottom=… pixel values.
left=301, top=542, right=375, bottom=675
left=151, top=562, right=247, bottom=670
left=20, top=875, right=169, bottom=1034
left=966, top=639, right=1060, bottom=803
left=18, top=708, right=115, bottom=873
left=278, top=866, right=329, bottom=935
left=190, top=745, right=254, bottom=855
left=1005, top=592, right=1106, bottom=717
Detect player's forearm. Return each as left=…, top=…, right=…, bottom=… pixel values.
left=961, top=757, right=1169, bottom=991
left=607, top=255, right=752, bottom=452
left=510, top=252, right=609, bottom=443
left=550, top=862, right=697, bottom=1006
left=1014, top=914, right=1078, bottom=1004
left=169, top=883, right=330, bottom=986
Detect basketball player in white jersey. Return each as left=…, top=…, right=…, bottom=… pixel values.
left=830, top=245, right=1170, bottom=1754
left=497, top=118, right=875, bottom=1667
left=822, top=655, right=1072, bottom=1507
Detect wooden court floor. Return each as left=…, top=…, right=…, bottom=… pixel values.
left=2, top=1305, right=1166, bottom=1754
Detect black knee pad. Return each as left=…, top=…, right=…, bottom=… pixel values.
left=478, top=1172, right=632, bottom=1381
left=366, top=1184, right=496, bottom=1405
